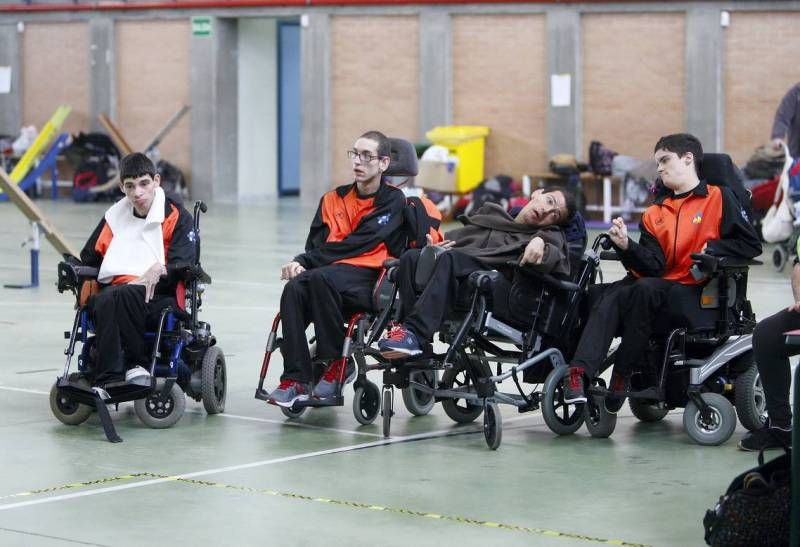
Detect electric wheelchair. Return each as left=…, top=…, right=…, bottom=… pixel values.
left=50, top=201, right=226, bottom=443
left=542, top=153, right=766, bottom=446
left=254, top=138, right=430, bottom=424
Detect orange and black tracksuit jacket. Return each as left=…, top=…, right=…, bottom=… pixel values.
left=80, top=198, right=196, bottom=294
left=616, top=180, right=761, bottom=284
left=294, top=181, right=407, bottom=270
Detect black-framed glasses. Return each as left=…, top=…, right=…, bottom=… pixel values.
left=347, top=149, right=381, bottom=163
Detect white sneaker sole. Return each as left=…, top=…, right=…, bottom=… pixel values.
left=272, top=393, right=309, bottom=408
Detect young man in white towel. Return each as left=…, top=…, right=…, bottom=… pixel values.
left=80, top=153, right=195, bottom=394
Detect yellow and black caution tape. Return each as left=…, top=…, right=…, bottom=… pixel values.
left=1, top=472, right=650, bottom=547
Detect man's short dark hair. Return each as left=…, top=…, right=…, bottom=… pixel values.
left=543, top=186, right=577, bottom=226
left=653, top=133, right=704, bottom=175
left=119, top=152, right=156, bottom=182
left=359, top=130, right=391, bottom=158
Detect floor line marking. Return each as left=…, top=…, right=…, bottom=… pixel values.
left=184, top=408, right=383, bottom=437
left=0, top=471, right=649, bottom=546
left=0, top=427, right=484, bottom=513
left=0, top=526, right=110, bottom=546
left=0, top=385, right=49, bottom=395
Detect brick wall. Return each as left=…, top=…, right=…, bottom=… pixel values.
left=452, top=14, right=546, bottom=180
left=582, top=13, right=685, bottom=163
left=724, top=11, right=800, bottom=166
left=22, top=22, right=89, bottom=135
left=330, top=16, right=419, bottom=186
left=116, top=19, right=192, bottom=183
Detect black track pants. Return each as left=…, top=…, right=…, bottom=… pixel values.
left=752, top=308, right=800, bottom=428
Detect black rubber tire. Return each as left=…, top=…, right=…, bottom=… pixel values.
left=584, top=398, right=617, bottom=438
left=382, top=388, right=393, bottom=438
left=773, top=246, right=788, bottom=272
left=629, top=398, right=669, bottom=422
left=200, top=346, right=226, bottom=414
left=440, top=362, right=484, bottom=424
left=49, top=378, right=93, bottom=426
left=134, top=383, right=186, bottom=429
left=401, top=369, right=437, bottom=416
left=683, top=392, right=737, bottom=446
left=280, top=405, right=307, bottom=419
left=352, top=382, right=380, bottom=425
left=483, top=401, right=503, bottom=450
left=734, top=364, right=768, bottom=432
left=542, top=365, right=585, bottom=435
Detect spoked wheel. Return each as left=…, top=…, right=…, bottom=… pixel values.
left=542, top=366, right=585, bottom=435
left=201, top=346, right=227, bottom=414
left=440, top=359, right=484, bottom=424
left=734, top=364, right=768, bottom=432
left=483, top=401, right=503, bottom=450
left=280, top=404, right=307, bottom=419
left=683, top=393, right=737, bottom=446
left=134, top=383, right=186, bottom=429
left=352, top=381, right=380, bottom=425
left=49, top=378, right=93, bottom=426
left=381, top=386, right=394, bottom=438
left=402, top=369, right=438, bottom=416
left=629, top=399, right=669, bottom=422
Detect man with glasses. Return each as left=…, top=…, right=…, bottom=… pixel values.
left=270, top=130, right=406, bottom=407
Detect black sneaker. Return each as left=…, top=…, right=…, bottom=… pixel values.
left=737, top=426, right=792, bottom=452
left=604, top=373, right=629, bottom=414
left=562, top=366, right=587, bottom=404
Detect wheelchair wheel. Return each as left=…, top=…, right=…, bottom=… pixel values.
left=49, top=378, right=93, bottom=426
left=280, top=405, right=307, bottom=419
left=134, top=383, right=186, bottom=429
left=734, top=364, right=768, bottom=432
left=483, top=401, right=503, bottom=450
left=352, top=381, right=380, bottom=425
left=629, top=399, right=669, bottom=422
left=683, top=392, right=736, bottom=446
left=382, top=387, right=393, bottom=438
left=201, top=346, right=227, bottom=415
left=542, top=366, right=585, bottom=435
left=401, top=369, right=437, bottom=416
left=441, top=362, right=484, bottom=424
left=772, top=246, right=788, bottom=272
left=584, top=397, right=617, bottom=438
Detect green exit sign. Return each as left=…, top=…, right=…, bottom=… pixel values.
left=192, top=17, right=212, bottom=36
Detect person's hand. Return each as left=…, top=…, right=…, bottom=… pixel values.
left=787, top=301, right=800, bottom=313
left=426, top=233, right=456, bottom=250
left=521, top=236, right=545, bottom=265
left=608, top=217, right=629, bottom=250
left=131, top=262, right=166, bottom=303
left=773, top=138, right=786, bottom=151
left=281, top=261, right=305, bottom=280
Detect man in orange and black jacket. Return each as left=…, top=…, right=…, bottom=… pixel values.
left=269, top=130, right=406, bottom=407
left=80, top=153, right=195, bottom=393
left=563, top=133, right=762, bottom=409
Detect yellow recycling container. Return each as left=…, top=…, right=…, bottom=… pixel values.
left=425, top=125, right=489, bottom=193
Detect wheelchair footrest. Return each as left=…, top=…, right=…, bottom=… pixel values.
left=292, top=396, right=344, bottom=408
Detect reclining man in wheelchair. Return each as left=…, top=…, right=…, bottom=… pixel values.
left=268, top=130, right=408, bottom=408
left=377, top=186, right=577, bottom=359
left=562, top=133, right=762, bottom=435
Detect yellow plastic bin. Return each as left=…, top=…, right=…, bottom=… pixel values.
left=425, top=125, right=490, bottom=193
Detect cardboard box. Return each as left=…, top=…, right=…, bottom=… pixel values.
left=417, top=159, right=458, bottom=193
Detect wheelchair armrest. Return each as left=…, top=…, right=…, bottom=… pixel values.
left=599, top=251, right=620, bottom=261
left=511, top=263, right=581, bottom=293
left=383, top=258, right=400, bottom=269
left=57, top=260, right=99, bottom=293
left=468, top=270, right=505, bottom=291
left=690, top=254, right=762, bottom=275
left=167, top=262, right=212, bottom=284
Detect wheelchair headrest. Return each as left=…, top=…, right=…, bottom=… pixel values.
left=699, top=153, right=752, bottom=214
left=384, top=138, right=419, bottom=177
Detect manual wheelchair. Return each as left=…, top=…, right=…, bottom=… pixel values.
left=49, top=201, right=226, bottom=443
